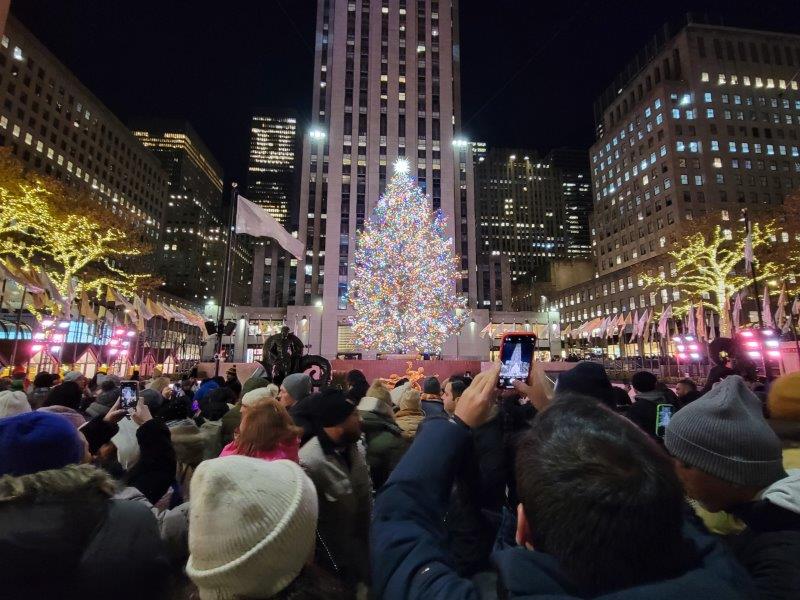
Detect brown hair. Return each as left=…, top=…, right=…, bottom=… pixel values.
left=235, top=399, right=302, bottom=457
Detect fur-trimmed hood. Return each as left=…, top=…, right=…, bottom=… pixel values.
left=0, top=463, right=117, bottom=503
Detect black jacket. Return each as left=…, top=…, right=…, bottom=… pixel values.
left=622, top=390, right=673, bottom=442
left=290, top=394, right=317, bottom=447
left=729, top=472, right=800, bottom=600
left=124, top=419, right=177, bottom=505
left=0, top=464, right=170, bottom=600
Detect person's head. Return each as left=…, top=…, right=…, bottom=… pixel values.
left=312, top=388, right=361, bottom=445
left=43, top=381, right=82, bottom=410
left=62, top=371, right=86, bottom=390
left=0, top=390, right=31, bottom=419
left=99, top=378, right=117, bottom=393
left=398, top=388, right=421, bottom=412
left=631, top=370, right=658, bottom=394
left=278, top=373, right=312, bottom=408
left=241, top=384, right=279, bottom=409
left=236, top=399, right=302, bottom=457
left=186, top=456, right=318, bottom=599
left=675, top=378, right=697, bottom=399
left=665, top=375, right=785, bottom=513
left=442, top=380, right=466, bottom=415
left=365, top=381, right=392, bottom=407
left=148, top=376, right=170, bottom=394
left=196, top=369, right=209, bottom=382
left=346, top=369, right=367, bottom=389
left=555, top=362, right=615, bottom=409
left=226, top=365, right=238, bottom=383
left=515, top=395, right=692, bottom=594
left=241, top=376, right=271, bottom=397
left=767, top=372, right=800, bottom=421
left=32, top=372, right=54, bottom=389
left=212, top=376, right=226, bottom=387
left=422, top=377, right=441, bottom=397
left=0, top=411, right=87, bottom=476
left=201, top=387, right=234, bottom=421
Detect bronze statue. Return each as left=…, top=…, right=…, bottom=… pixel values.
left=260, top=325, right=331, bottom=387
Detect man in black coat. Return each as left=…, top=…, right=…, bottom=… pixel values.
left=621, top=370, right=674, bottom=442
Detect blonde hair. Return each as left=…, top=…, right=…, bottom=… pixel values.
left=366, top=381, right=392, bottom=407
left=148, top=376, right=170, bottom=392
left=235, top=399, right=302, bottom=457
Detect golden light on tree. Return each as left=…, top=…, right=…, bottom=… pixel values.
left=0, top=148, right=155, bottom=308
left=641, top=215, right=798, bottom=337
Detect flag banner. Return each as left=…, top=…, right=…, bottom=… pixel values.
left=79, top=291, right=97, bottom=321
left=775, top=284, right=788, bottom=332
left=235, top=195, right=305, bottom=259
left=744, top=221, right=754, bottom=272
left=658, top=304, right=673, bottom=337
left=762, top=286, right=774, bottom=327
left=732, top=292, right=743, bottom=333
left=792, top=295, right=800, bottom=316
left=687, top=304, right=696, bottom=337
left=707, top=312, right=716, bottom=342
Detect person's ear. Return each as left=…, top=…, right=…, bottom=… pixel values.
left=515, top=503, right=534, bottom=550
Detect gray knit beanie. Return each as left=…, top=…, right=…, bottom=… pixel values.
left=281, top=373, right=312, bottom=403
left=665, top=375, right=785, bottom=487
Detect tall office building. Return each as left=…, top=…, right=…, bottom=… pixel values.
left=555, top=19, right=800, bottom=330
left=295, top=0, right=476, bottom=358
left=246, top=110, right=299, bottom=227
left=547, top=148, right=593, bottom=260
left=474, top=148, right=567, bottom=309
left=130, top=119, right=225, bottom=303
left=0, top=16, right=167, bottom=243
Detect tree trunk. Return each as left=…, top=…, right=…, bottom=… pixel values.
left=716, top=285, right=731, bottom=337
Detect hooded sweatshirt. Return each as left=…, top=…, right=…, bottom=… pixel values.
left=729, top=469, right=800, bottom=599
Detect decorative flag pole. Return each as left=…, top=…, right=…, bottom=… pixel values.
left=215, top=182, right=238, bottom=376
left=741, top=208, right=763, bottom=327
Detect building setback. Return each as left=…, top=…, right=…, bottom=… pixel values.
left=294, top=0, right=476, bottom=358
left=555, top=20, right=800, bottom=334
left=546, top=148, right=593, bottom=261
left=130, top=119, right=225, bottom=304
left=0, top=15, right=167, bottom=244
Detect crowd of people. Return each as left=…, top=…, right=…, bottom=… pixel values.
left=0, top=359, right=798, bottom=599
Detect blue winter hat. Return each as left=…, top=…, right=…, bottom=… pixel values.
left=0, top=412, right=84, bottom=477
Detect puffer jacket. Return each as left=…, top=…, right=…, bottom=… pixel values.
left=358, top=396, right=408, bottom=489
left=395, top=408, right=425, bottom=438
left=0, top=464, right=170, bottom=599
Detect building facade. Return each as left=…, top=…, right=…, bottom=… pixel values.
left=474, top=148, right=568, bottom=310
left=246, top=110, right=299, bottom=227
left=546, top=148, right=593, bottom=261
left=555, top=21, right=800, bottom=341
left=131, top=119, right=225, bottom=303
left=293, top=0, right=477, bottom=358
left=0, top=16, right=167, bottom=243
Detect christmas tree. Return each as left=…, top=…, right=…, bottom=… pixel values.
left=349, top=159, right=469, bottom=353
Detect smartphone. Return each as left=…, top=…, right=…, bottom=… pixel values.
left=497, top=332, right=537, bottom=389
left=655, top=403, right=673, bottom=438
left=119, top=380, right=139, bottom=412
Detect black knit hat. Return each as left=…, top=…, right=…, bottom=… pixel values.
left=312, top=388, right=357, bottom=427
left=555, top=362, right=615, bottom=409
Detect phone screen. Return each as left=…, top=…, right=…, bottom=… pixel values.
left=119, top=381, right=139, bottom=411
left=655, top=403, right=673, bottom=438
left=498, top=334, right=535, bottom=389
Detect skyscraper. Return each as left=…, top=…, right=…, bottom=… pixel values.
left=246, top=110, right=299, bottom=227
left=130, top=119, right=225, bottom=303
left=474, top=148, right=567, bottom=309
left=555, top=19, right=800, bottom=334
left=294, top=0, right=476, bottom=358
left=546, top=148, right=593, bottom=261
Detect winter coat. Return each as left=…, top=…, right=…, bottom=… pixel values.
left=395, top=407, right=425, bottom=437
left=728, top=470, right=800, bottom=600
left=78, top=414, right=119, bottom=454
left=358, top=396, right=408, bottom=489
left=289, top=393, right=317, bottom=446
left=300, top=432, right=372, bottom=585
left=219, top=437, right=300, bottom=462
left=124, top=419, right=178, bottom=505
left=421, top=395, right=447, bottom=419
left=371, top=417, right=756, bottom=600
left=621, top=389, right=673, bottom=442
left=0, top=464, right=170, bottom=600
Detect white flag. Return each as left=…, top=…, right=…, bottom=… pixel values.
left=732, top=292, right=743, bottom=333
left=658, top=304, right=672, bottom=337
left=235, top=195, right=305, bottom=259
left=775, top=284, right=788, bottom=332
left=762, top=286, right=774, bottom=327
left=744, top=221, right=754, bottom=273
left=687, top=304, right=697, bottom=336
left=792, top=295, right=800, bottom=316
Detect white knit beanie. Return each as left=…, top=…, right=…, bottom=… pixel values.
left=186, top=456, right=318, bottom=599
left=0, top=390, right=31, bottom=418
left=241, top=384, right=278, bottom=408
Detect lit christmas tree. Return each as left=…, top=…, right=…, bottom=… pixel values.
left=349, top=159, right=469, bottom=353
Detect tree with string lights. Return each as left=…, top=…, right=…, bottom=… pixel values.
left=349, top=159, right=469, bottom=353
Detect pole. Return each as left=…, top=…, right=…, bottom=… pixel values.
left=9, top=288, right=27, bottom=368
left=215, top=182, right=238, bottom=376
left=742, top=208, right=763, bottom=327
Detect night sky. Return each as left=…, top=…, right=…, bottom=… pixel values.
left=12, top=0, right=800, bottom=185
